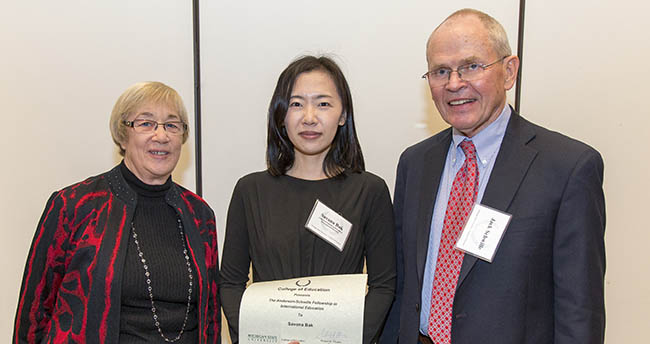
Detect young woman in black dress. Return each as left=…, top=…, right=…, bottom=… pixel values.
left=219, top=56, right=396, bottom=344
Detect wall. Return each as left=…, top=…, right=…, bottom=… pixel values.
left=0, top=0, right=196, bottom=340
left=198, top=1, right=518, bottom=342
left=200, top=0, right=519, bottom=263
left=519, top=1, right=650, bottom=341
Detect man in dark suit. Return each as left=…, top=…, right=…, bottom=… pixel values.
left=381, top=8, right=605, bottom=344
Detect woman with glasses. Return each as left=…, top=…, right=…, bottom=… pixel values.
left=219, top=56, right=396, bottom=344
left=14, top=81, right=220, bottom=344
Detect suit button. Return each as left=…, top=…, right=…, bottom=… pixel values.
left=416, top=303, right=420, bottom=312
left=455, top=312, right=467, bottom=319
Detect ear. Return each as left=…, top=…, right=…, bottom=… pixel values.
left=503, top=55, right=520, bottom=91
left=338, top=112, right=347, bottom=126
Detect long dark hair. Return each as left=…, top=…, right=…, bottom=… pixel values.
left=266, top=55, right=365, bottom=177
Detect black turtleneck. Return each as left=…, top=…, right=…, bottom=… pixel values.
left=119, top=162, right=198, bottom=343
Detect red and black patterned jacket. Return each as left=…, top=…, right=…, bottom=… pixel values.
left=13, top=165, right=220, bottom=344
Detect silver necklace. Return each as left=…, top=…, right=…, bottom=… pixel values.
left=131, top=218, right=193, bottom=342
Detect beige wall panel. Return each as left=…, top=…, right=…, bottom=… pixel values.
left=0, top=1, right=195, bottom=340
left=200, top=0, right=519, bottom=256
left=520, top=1, right=650, bottom=342
left=199, top=1, right=519, bottom=342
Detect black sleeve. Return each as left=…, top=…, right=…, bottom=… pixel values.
left=218, top=179, right=251, bottom=344
left=363, top=177, right=397, bottom=343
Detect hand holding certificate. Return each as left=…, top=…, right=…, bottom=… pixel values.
left=239, top=274, right=367, bottom=344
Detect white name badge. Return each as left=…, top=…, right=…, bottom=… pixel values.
left=455, top=204, right=512, bottom=262
left=305, top=200, right=353, bottom=251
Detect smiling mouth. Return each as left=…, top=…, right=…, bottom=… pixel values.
left=448, top=99, right=476, bottom=106
left=150, top=150, right=169, bottom=156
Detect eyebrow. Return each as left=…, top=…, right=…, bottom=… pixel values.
left=430, top=56, right=484, bottom=70
left=136, top=112, right=180, bottom=120
left=459, top=56, right=483, bottom=65
left=289, top=94, right=334, bottom=100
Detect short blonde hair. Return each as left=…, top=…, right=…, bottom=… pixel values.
left=109, top=81, right=189, bottom=155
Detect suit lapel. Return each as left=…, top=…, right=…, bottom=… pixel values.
left=416, top=130, right=452, bottom=284
left=457, top=113, right=538, bottom=289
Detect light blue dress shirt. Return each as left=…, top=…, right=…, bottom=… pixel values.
left=419, top=105, right=511, bottom=334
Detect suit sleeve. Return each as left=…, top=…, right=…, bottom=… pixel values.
left=362, top=178, right=397, bottom=344
left=13, top=191, right=68, bottom=344
left=218, top=180, right=251, bottom=343
left=379, top=153, right=408, bottom=343
left=553, top=149, right=606, bottom=343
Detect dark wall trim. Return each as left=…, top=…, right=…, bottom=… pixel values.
left=192, top=0, right=203, bottom=196
left=515, top=0, right=526, bottom=112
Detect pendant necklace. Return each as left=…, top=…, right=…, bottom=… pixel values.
left=131, top=217, right=193, bottom=342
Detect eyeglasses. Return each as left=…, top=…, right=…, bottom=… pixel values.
left=123, top=119, right=187, bottom=135
left=422, top=56, right=508, bottom=87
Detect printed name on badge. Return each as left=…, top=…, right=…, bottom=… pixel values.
left=305, top=200, right=353, bottom=251
left=455, top=204, right=512, bottom=262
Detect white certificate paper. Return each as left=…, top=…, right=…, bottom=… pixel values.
left=239, top=274, right=367, bottom=344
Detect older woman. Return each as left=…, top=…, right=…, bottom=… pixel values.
left=219, top=56, right=396, bottom=344
left=14, top=82, right=219, bottom=343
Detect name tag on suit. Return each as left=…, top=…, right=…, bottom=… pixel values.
left=455, top=204, right=512, bottom=262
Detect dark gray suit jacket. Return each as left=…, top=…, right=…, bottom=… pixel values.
left=381, top=111, right=605, bottom=343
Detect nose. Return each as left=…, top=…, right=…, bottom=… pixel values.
left=445, top=71, right=466, bottom=91
left=302, top=105, right=317, bottom=125
left=151, top=123, right=170, bottom=142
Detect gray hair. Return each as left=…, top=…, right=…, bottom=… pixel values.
left=431, top=8, right=512, bottom=57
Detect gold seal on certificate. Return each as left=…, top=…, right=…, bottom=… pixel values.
left=239, top=274, right=367, bottom=344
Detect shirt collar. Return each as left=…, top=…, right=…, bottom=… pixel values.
left=451, top=105, right=511, bottom=166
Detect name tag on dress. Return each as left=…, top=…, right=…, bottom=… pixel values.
left=455, top=204, right=512, bottom=262
left=305, top=200, right=353, bottom=251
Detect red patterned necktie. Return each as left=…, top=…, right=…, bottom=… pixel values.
left=428, top=140, right=479, bottom=343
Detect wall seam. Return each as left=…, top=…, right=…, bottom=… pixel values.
left=515, top=0, right=526, bottom=112
left=192, top=0, right=203, bottom=196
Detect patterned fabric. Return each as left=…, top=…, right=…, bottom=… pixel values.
left=13, top=165, right=220, bottom=344
left=428, top=140, right=479, bottom=343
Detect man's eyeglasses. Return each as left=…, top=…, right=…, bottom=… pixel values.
left=422, top=56, right=508, bottom=87
left=123, top=119, right=187, bottom=135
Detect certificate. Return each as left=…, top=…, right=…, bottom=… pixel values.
left=239, top=274, right=367, bottom=344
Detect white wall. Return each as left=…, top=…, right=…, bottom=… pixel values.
left=0, top=1, right=195, bottom=340
left=199, top=1, right=518, bottom=342
left=519, top=1, right=650, bottom=342
left=200, top=0, right=519, bottom=262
